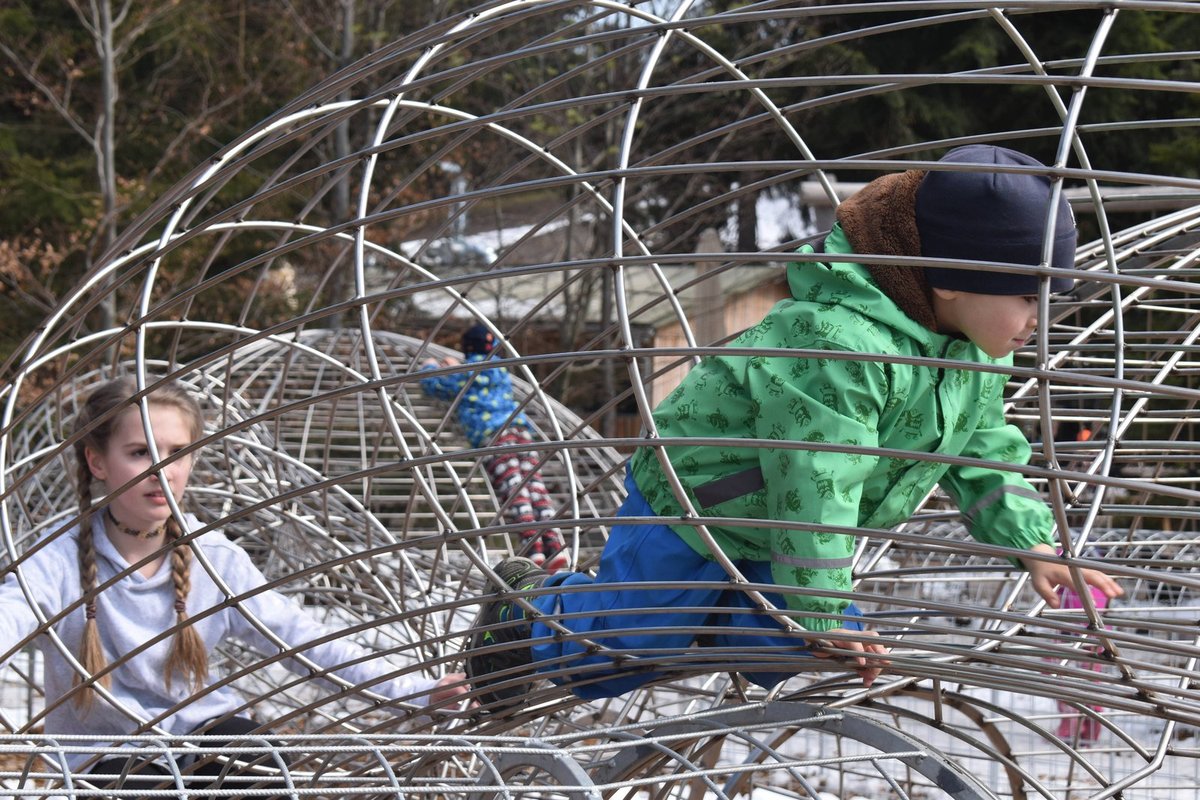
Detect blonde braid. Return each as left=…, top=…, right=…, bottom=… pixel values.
left=74, top=457, right=110, bottom=711
left=164, top=515, right=208, bottom=692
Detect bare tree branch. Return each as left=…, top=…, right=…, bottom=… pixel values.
left=0, top=40, right=94, bottom=145
left=279, top=0, right=338, bottom=61
left=64, top=0, right=100, bottom=39
left=143, top=85, right=260, bottom=186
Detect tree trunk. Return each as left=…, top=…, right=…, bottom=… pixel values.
left=97, top=0, right=118, bottom=331
left=327, top=0, right=356, bottom=331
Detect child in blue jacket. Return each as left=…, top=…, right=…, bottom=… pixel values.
left=421, top=325, right=568, bottom=571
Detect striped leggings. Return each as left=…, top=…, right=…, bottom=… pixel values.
left=483, top=427, right=564, bottom=557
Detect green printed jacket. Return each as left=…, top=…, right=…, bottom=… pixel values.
left=630, top=224, right=1055, bottom=632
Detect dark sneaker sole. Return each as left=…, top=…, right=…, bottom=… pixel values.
left=467, top=558, right=550, bottom=708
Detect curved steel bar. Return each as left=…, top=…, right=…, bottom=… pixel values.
left=5, top=1, right=1200, bottom=798
left=594, top=701, right=996, bottom=800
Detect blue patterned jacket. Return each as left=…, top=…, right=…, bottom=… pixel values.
left=419, top=353, right=529, bottom=448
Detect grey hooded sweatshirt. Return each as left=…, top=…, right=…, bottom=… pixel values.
left=0, top=515, right=439, bottom=770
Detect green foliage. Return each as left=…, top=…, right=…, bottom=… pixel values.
left=0, top=145, right=94, bottom=232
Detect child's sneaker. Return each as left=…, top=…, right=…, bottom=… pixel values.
left=466, top=557, right=550, bottom=708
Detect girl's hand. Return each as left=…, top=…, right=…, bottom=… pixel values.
left=807, top=628, right=891, bottom=688
left=430, top=672, right=469, bottom=705
left=1020, top=544, right=1124, bottom=608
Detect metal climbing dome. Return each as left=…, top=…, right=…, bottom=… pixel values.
left=2, top=1, right=1200, bottom=797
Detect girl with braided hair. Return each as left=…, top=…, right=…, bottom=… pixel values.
left=0, top=376, right=465, bottom=795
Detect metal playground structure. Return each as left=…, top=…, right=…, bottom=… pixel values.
left=2, top=1, right=1200, bottom=797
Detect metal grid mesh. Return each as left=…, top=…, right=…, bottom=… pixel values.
left=2, top=2, right=1200, bottom=797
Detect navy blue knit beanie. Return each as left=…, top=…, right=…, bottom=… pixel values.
left=917, top=145, right=1076, bottom=295
left=461, top=324, right=496, bottom=355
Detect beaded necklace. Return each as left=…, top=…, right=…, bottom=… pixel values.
left=105, top=507, right=164, bottom=540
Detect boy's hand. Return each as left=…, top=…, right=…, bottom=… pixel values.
left=807, top=628, right=891, bottom=688
left=1020, top=543, right=1124, bottom=608
left=421, top=358, right=440, bottom=369
left=430, top=672, right=469, bottom=704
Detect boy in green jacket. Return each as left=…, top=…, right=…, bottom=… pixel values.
left=465, top=145, right=1123, bottom=706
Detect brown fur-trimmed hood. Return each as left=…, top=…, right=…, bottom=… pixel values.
left=834, top=169, right=938, bottom=331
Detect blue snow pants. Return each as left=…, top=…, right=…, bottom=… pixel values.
left=529, top=471, right=862, bottom=700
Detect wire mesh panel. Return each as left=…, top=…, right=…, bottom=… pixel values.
left=2, top=1, right=1200, bottom=798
